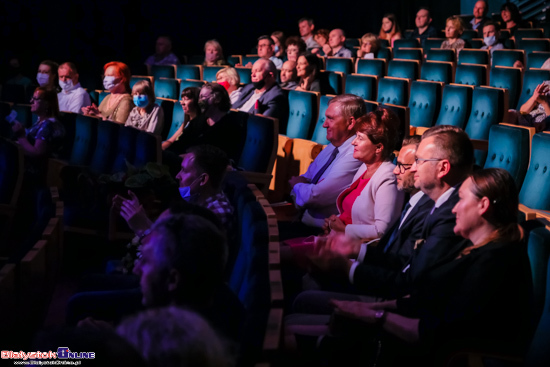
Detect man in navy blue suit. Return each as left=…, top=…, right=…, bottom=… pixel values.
left=232, top=58, right=289, bottom=133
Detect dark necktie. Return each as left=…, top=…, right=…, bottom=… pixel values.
left=311, top=147, right=339, bottom=184
left=384, top=202, right=411, bottom=253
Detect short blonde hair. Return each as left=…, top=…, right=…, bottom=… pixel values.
left=216, top=67, right=240, bottom=86
left=204, top=39, right=224, bottom=60
left=361, top=33, right=380, bottom=54
left=446, top=15, right=465, bottom=36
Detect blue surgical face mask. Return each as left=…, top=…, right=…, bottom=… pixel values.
left=133, top=94, right=149, bottom=108
left=484, top=35, right=496, bottom=47
left=274, top=45, right=280, bottom=54
left=103, top=76, right=117, bottom=90
left=59, top=79, right=74, bottom=92
left=178, top=174, right=204, bottom=201
left=37, top=73, right=50, bottom=86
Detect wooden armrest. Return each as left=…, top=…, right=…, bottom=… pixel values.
left=519, top=203, right=538, bottom=221
left=415, top=126, right=430, bottom=136
left=270, top=202, right=298, bottom=222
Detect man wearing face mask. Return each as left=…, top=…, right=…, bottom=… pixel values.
left=480, top=21, right=504, bottom=61
left=57, top=62, right=91, bottom=114
left=232, top=58, right=289, bottom=132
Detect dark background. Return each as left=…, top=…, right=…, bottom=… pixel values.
left=0, top=0, right=462, bottom=88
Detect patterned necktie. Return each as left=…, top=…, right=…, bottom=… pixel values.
left=311, top=147, right=339, bottom=184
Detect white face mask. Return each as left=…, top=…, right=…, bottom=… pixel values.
left=36, top=73, right=50, bottom=86
left=59, top=79, right=74, bottom=92
left=484, top=35, right=496, bottom=47
left=103, top=76, right=117, bottom=91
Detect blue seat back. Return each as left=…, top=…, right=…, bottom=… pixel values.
left=344, top=38, right=360, bottom=48
left=227, top=55, right=241, bottom=66
left=130, top=76, right=151, bottom=90
left=517, top=39, right=550, bottom=56
left=236, top=67, right=252, bottom=84
left=408, top=80, right=441, bottom=128
left=364, top=100, right=379, bottom=113
left=344, top=74, right=377, bottom=100
left=238, top=114, right=277, bottom=173
left=515, top=28, right=544, bottom=41
left=134, top=131, right=160, bottom=168
left=112, top=125, right=139, bottom=172
left=377, top=77, right=409, bottom=107
left=179, top=79, right=205, bottom=96
left=484, top=124, right=531, bottom=188
left=426, top=48, right=455, bottom=62
left=311, top=95, right=334, bottom=145
left=423, top=38, right=446, bottom=54
left=326, top=57, right=353, bottom=75
left=387, top=59, right=418, bottom=80
left=186, top=55, right=204, bottom=64
left=12, top=104, right=33, bottom=128
left=517, top=69, right=550, bottom=110
left=527, top=51, right=550, bottom=69
left=461, top=29, right=478, bottom=41
left=98, top=91, right=110, bottom=105
left=378, top=39, right=390, bottom=48
left=202, top=66, right=225, bottom=82
left=154, top=78, right=179, bottom=99
left=167, top=102, right=185, bottom=141
left=156, top=98, right=174, bottom=140
left=90, top=121, right=119, bottom=174
left=393, top=48, right=423, bottom=62
left=454, top=64, right=487, bottom=86
left=242, top=55, right=260, bottom=66
left=420, top=61, right=453, bottom=84
left=392, top=39, right=420, bottom=50
left=458, top=49, right=489, bottom=65
left=150, top=64, right=175, bottom=79
left=489, top=66, right=522, bottom=110
left=88, top=90, right=99, bottom=106
left=356, top=58, right=386, bottom=78
left=519, top=133, right=550, bottom=210
left=176, top=65, right=201, bottom=80
left=286, top=90, right=318, bottom=139
left=435, top=84, right=473, bottom=128
left=70, top=115, right=98, bottom=165
left=465, top=87, right=504, bottom=141
left=318, top=71, right=341, bottom=95
left=376, top=47, right=392, bottom=61
left=492, top=49, right=524, bottom=67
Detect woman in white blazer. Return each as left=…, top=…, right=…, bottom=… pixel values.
left=325, top=108, right=405, bottom=240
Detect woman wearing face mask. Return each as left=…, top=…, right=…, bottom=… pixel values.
left=82, top=62, right=134, bottom=123
left=378, top=14, right=402, bottom=48
left=215, top=67, right=241, bottom=105
left=162, top=87, right=202, bottom=150
left=125, top=80, right=164, bottom=135
left=271, top=31, right=285, bottom=59
left=203, top=40, right=227, bottom=67
left=36, top=60, right=59, bottom=92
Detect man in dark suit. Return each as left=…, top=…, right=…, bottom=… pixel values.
left=232, top=58, right=289, bottom=132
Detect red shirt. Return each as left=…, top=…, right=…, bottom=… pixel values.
left=338, top=176, right=371, bottom=225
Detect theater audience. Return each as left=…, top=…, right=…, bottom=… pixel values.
left=57, top=62, right=91, bottom=114
left=36, top=60, right=59, bottom=92
left=357, top=33, right=379, bottom=59
left=216, top=67, right=242, bottom=104
left=232, top=59, right=289, bottom=131
left=322, top=29, right=353, bottom=58
left=295, top=54, right=335, bottom=95
left=468, top=0, right=490, bottom=34
left=125, top=80, right=164, bottom=135
left=144, top=36, right=180, bottom=67
left=271, top=31, right=285, bottom=59
left=481, top=21, right=505, bottom=60
left=409, top=7, right=438, bottom=47
left=285, top=36, right=307, bottom=62
left=163, top=87, right=202, bottom=150
left=298, top=17, right=321, bottom=53
left=321, top=108, right=404, bottom=240
left=379, top=14, right=402, bottom=47
left=256, top=35, right=283, bottom=69
left=82, top=61, right=134, bottom=123
left=203, top=39, right=227, bottom=67
left=283, top=94, right=365, bottom=238
left=280, top=60, right=298, bottom=90
left=117, top=307, right=233, bottom=367
left=501, top=2, right=525, bottom=35
left=441, top=16, right=466, bottom=54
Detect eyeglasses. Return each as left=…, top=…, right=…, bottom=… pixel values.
left=396, top=162, right=413, bottom=173
left=30, top=97, right=43, bottom=102
left=414, top=157, right=444, bottom=166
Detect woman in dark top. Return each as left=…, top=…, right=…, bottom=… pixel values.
left=162, top=87, right=202, bottom=150
left=330, top=168, right=533, bottom=365
left=501, top=2, right=526, bottom=35
left=295, top=54, right=335, bottom=95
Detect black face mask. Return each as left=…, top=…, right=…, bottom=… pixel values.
left=253, top=79, right=266, bottom=90
left=198, top=100, right=208, bottom=113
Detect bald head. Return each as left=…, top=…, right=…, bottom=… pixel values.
left=281, top=60, right=297, bottom=83
left=473, top=0, right=488, bottom=20
left=328, top=28, right=346, bottom=49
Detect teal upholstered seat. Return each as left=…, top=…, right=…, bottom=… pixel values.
left=356, top=58, right=386, bottom=77
left=98, top=91, right=110, bottom=105
left=516, top=69, right=550, bottom=109
left=154, top=78, right=179, bottom=99
left=112, top=125, right=139, bottom=173
left=344, top=74, right=377, bottom=100
left=489, top=66, right=522, bottom=110
left=423, top=38, right=446, bottom=54
left=435, top=84, right=473, bottom=128
left=492, top=49, right=525, bottom=67
left=484, top=124, right=531, bottom=188
left=420, top=61, right=453, bottom=84
left=236, top=67, right=252, bottom=84
left=408, top=80, right=442, bottom=128
left=238, top=114, right=277, bottom=173
left=519, top=132, right=550, bottom=210
left=150, top=64, right=175, bottom=79
left=242, top=55, right=260, bottom=66
left=378, top=39, right=390, bottom=48
left=90, top=121, right=119, bottom=174
left=286, top=90, right=319, bottom=139
left=458, top=49, right=490, bottom=65
left=517, top=38, right=550, bottom=56
left=393, top=48, right=423, bottom=62
left=376, top=47, right=392, bottom=61
left=12, top=104, right=33, bottom=128
left=387, top=59, right=419, bottom=80
left=310, top=95, right=333, bottom=145
left=166, top=102, right=185, bottom=141
left=364, top=100, right=379, bottom=113
left=186, top=55, right=204, bottom=65
left=155, top=98, right=175, bottom=140
left=377, top=77, right=409, bottom=107
left=392, top=39, right=420, bottom=50
left=176, top=64, right=201, bottom=80
left=227, top=55, right=241, bottom=66
left=344, top=38, right=360, bottom=48
left=460, top=29, right=478, bottom=41
left=454, top=64, right=487, bottom=86
left=319, top=71, right=342, bottom=95
left=515, top=28, right=544, bottom=42
left=202, top=66, right=226, bottom=82
left=179, top=79, right=205, bottom=96
left=527, top=51, right=550, bottom=69
left=71, top=114, right=99, bottom=165
left=134, top=130, right=160, bottom=168
left=130, top=76, right=152, bottom=90
left=426, top=48, right=455, bottom=63
left=326, top=57, right=354, bottom=75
